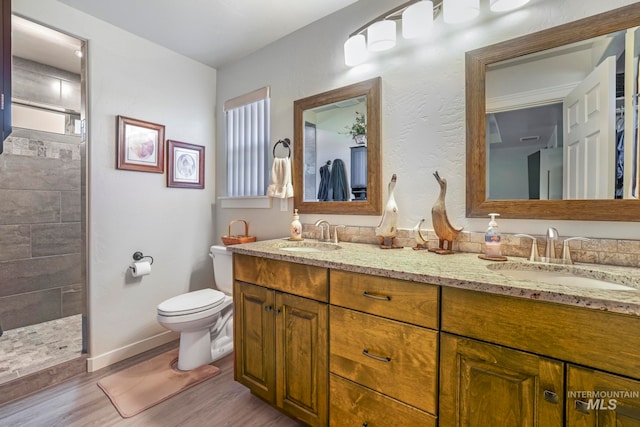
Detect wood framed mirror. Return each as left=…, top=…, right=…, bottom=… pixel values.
left=293, top=77, right=381, bottom=215
left=466, top=3, right=640, bottom=222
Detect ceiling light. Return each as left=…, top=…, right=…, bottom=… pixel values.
left=367, top=20, right=396, bottom=52
left=490, top=0, right=530, bottom=12
left=402, top=1, right=434, bottom=39
left=344, top=34, right=367, bottom=66
left=443, top=0, right=480, bottom=24
left=344, top=0, right=529, bottom=67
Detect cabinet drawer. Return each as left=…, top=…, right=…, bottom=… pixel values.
left=330, top=306, right=438, bottom=414
left=330, top=270, right=439, bottom=329
left=234, top=254, right=328, bottom=302
left=330, top=374, right=436, bottom=427
left=441, top=287, right=640, bottom=378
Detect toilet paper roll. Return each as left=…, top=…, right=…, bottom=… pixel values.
left=131, top=261, right=151, bottom=277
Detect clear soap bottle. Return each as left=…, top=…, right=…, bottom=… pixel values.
left=290, top=208, right=303, bottom=241
left=485, top=213, right=502, bottom=258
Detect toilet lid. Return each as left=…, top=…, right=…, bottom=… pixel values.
left=157, top=289, right=226, bottom=316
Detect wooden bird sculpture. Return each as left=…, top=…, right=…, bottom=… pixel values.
left=375, top=174, right=402, bottom=249
left=413, top=218, right=429, bottom=250
left=429, top=171, right=462, bottom=254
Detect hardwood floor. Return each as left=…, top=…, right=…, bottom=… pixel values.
left=0, top=342, right=305, bottom=427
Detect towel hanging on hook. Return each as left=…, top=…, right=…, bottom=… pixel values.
left=267, top=138, right=294, bottom=198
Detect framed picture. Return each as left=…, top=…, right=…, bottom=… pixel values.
left=116, top=116, right=165, bottom=173
left=167, top=140, right=205, bottom=189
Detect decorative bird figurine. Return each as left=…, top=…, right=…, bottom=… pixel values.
left=429, top=171, right=462, bottom=254
left=412, top=219, right=429, bottom=250
left=375, top=174, right=402, bottom=249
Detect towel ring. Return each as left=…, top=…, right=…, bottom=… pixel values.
left=273, top=138, right=291, bottom=158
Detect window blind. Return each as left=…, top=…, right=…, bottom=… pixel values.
left=224, top=88, right=270, bottom=197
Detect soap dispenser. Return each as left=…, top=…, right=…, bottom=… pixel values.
left=485, top=213, right=502, bottom=258
left=290, top=209, right=303, bottom=241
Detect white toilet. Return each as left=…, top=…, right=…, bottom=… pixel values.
left=157, top=245, right=234, bottom=371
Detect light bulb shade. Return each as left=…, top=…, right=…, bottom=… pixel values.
left=344, top=34, right=367, bottom=66
left=402, top=1, right=434, bottom=39
left=367, top=20, right=396, bottom=52
left=443, top=0, right=480, bottom=23
left=490, top=0, right=530, bottom=12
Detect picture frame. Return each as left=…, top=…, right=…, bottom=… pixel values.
left=167, top=140, right=205, bottom=189
left=116, top=115, right=165, bottom=173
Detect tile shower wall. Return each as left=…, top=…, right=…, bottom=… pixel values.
left=0, top=58, right=83, bottom=331
left=302, top=225, right=640, bottom=268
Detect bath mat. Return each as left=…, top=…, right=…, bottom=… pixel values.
left=97, top=348, right=220, bottom=418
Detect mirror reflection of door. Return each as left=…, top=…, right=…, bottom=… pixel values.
left=486, top=28, right=640, bottom=200
left=563, top=56, right=616, bottom=199
left=304, top=121, right=316, bottom=201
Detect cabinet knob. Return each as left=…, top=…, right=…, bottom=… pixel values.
left=362, top=423, right=368, bottom=427
left=265, top=305, right=272, bottom=312
left=575, top=400, right=590, bottom=414
left=274, top=307, right=282, bottom=315
left=544, top=390, right=559, bottom=404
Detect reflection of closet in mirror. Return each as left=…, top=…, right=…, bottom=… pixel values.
left=302, top=96, right=367, bottom=202
left=485, top=27, right=640, bottom=200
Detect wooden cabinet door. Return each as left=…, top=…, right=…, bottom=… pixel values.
left=567, top=365, right=640, bottom=426
left=0, top=0, right=11, bottom=149
left=234, top=281, right=275, bottom=404
left=439, top=333, right=564, bottom=427
left=275, top=292, right=328, bottom=427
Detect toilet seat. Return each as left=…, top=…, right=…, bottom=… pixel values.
left=157, top=288, right=225, bottom=316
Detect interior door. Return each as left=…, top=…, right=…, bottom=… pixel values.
left=563, top=55, right=616, bottom=199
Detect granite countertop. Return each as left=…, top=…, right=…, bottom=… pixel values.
left=227, top=238, right=640, bottom=317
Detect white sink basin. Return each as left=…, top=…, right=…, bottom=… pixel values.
left=488, top=264, right=637, bottom=291
left=276, top=241, right=341, bottom=253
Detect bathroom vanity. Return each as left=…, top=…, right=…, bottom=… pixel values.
left=230, top=239, right=640, bottom=427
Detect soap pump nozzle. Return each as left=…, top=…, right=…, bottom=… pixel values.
left=488, top=213, right=499, bottom=227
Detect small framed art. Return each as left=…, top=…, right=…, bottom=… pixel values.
left=116, top=116, right=165, bottom=173
left=167, top=140, right=205, bottom=189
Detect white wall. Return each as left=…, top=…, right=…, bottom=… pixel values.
left=14, top=0, right=217, bottom=369
left=215, top=0, right=639, bottom=241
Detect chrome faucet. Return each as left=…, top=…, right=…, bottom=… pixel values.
left=545, top=227, right=559, bottom=259
left=515, top=234, right=539, bottom=262
left=561, top=237, right=591, bottom=264
left=314, top=219, right=331, bottom=242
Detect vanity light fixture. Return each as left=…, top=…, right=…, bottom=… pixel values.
left=344, top=34, right=368, bottom=66
left=402, top=1, right=434, bottom=39
left=344, top=0, right=529, bottom=66
left=367, top=20, right=397, bottom=51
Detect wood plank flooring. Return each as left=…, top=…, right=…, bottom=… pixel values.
left=0, top=342, right=305, bottom=427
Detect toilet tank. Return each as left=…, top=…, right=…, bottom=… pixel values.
left=210, top=245, right=233, bottom=294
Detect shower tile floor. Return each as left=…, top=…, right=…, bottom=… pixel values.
left=0, top=315, right=83, bottom=385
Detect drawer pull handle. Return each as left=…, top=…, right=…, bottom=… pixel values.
left=362, top=349, right=391, bottom=363
left=362, top=291, right=391, bottom=301
left=544, top=390, right=559, bottom=404
left=575, top=400, right=590, bottom=414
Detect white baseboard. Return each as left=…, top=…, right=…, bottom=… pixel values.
left=86, top=331, right=179, bottom=372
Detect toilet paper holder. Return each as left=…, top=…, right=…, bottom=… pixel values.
left=130, top=251, right=154, bottom=270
